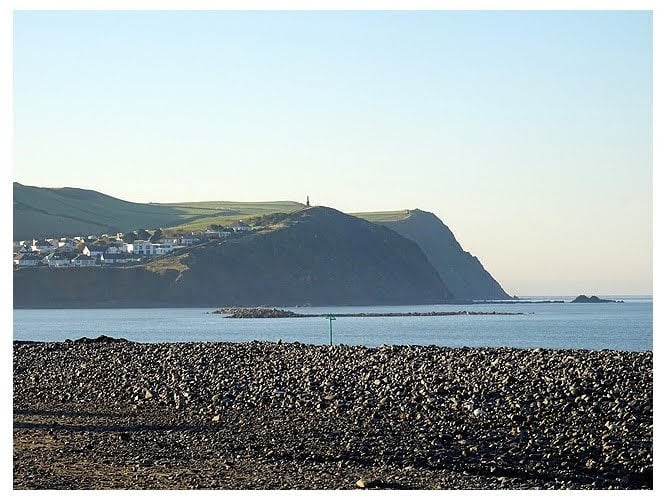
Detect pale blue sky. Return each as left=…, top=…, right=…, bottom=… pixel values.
left=12, top=10, right=652, bottom=295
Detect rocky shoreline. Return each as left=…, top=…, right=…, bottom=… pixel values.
left=13, top=340, right=652, bottom=489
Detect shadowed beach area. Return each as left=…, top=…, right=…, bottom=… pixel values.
left=13, top=339, right=652, bottom=489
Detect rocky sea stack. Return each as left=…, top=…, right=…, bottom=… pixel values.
left=571, top=295, right=624, bottom=304
left=14, top=341, right=652, bottom=489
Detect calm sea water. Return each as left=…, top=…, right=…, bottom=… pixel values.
left=13, top=296, right=652, bottom=351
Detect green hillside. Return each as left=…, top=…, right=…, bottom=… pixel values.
left=13, top=182, right=403, bottom=239
left=15, top=206, right=451, bottom=307
left=161, top=206, right=407, bottom=233
left=161, top=201, right=305, bottom=233
left=14, top=183, right=191, bottom=240
left=350, top=210, right=411, bottom=222
left=13, top=184, right=510, bottom=302
left=13, top=183, right=304, bottom=240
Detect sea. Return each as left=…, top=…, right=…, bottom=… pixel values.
left=13, top=296, right=652, bottom=352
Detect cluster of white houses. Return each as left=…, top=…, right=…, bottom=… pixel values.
left=13, top=221, right=253, bottom=268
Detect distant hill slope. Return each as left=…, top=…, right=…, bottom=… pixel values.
left=13, top=183, right=304, bottom=240
left=13, top=183, right=186, bottom=240
left=14, top=206, right=452, bottom=308
left=373, top=209, right=511, bottom=300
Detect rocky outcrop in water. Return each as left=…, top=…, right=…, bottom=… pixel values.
left=213, top=307, right=310, bottom=318
left=571, top=295, right=623, bottom=303
left=213, top=307, right=526, bottom=318
left=14, top=341, right=652, bottom=489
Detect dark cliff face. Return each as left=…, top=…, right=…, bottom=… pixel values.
left=13, top=267, right=177, bottom=308
left=174, top=207, right=452, bottom=306
left=379, top=209, right=511, bottom=301
left=13, top=207, right=452, bottom=308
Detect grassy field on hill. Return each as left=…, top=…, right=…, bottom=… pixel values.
left=14, top=183, right=307, bottom=239
left=14, top=183, right=196, bottom=240
left=161, top=206, right=411, bottom=233
left=351, top=210, right=411, bottom=222
left=14, top=183, right=411, bottom=239
left=160, top=201, right=305, bottom=233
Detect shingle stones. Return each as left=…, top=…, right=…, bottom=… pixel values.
left=13, top=341, right=652, bottom=489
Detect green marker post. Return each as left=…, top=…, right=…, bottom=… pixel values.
left=325, top=314, right=336, bottom=345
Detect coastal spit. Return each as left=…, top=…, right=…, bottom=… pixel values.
left=13, top=339, right=652, bottom=489
left=213, top=307, right=527, bottom=318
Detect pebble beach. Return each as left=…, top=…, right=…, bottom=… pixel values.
left=13, top=339, right=652, bottom=489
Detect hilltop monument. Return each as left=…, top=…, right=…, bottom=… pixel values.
left=306, top=196, right=310, bottom=207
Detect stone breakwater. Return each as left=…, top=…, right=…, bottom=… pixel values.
left=214, top=307, right=526, bottom=318
left=13, top=340, right=652, bottom=490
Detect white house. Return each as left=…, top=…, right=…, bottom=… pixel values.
left=45, top=253, right=72, bottom=268
left=156, top=243, right=184, bottom=255
left=131, top=240, right=183, bottom=256
left=232, top=221, right=252, bottom=232
left=158, top=237, right=179, bottom=245
left=31, top=239, right=57, bottom=254
left=101, top=252, right=137, bottom=265
left=154, top=245, right=171, bottom=255
left=71, top=254, right=98, bottom=267
left=205, top=228, right=232, bottom=238
left=105, top=243, right=124, bottom=254
left=179, top=236, right=200, bottom=245
left=132, top=240, right=157, bottom=255
left=57, top=238, right=78, bottom=250
left=77, top=245, right=92, bottom=256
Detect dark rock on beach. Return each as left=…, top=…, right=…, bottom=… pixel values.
left=13, top=341, right=652, bottom=490
left=64, top=335, right=130, bottom=344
